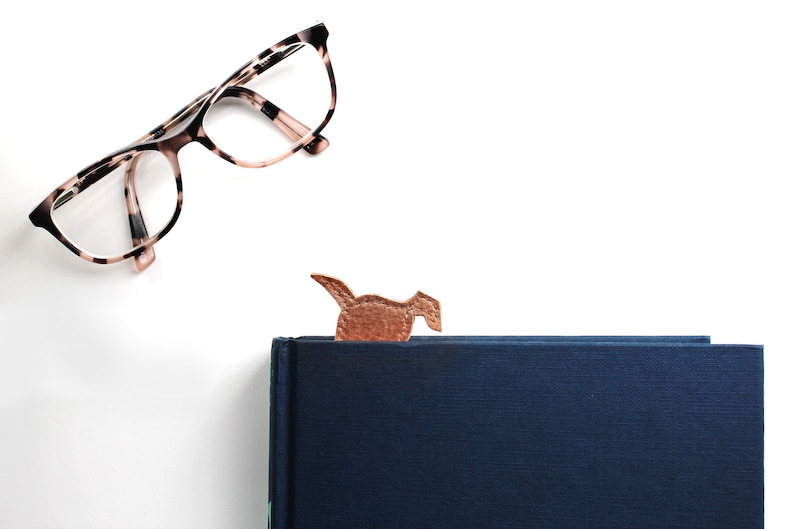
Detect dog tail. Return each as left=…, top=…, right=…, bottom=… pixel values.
left=311, top=273, right=357, bottom=309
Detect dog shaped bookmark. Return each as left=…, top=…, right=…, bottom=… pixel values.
left=312, top=274, right=442, bottom=341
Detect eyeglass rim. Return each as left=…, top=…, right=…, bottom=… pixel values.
left=29, top=144, right=182, bottom=265
left=200, top=22, right=337, bottom=168
left=29, top=21, right=336, bottom=267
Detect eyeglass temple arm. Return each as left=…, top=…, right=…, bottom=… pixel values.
left=122, top=156, right=156, bottom=271
left=51, top=155, right=132, bottom=210
left=221, top=86, right=330, bottom=154
left=124, top=88, right=216, bottom=270
left=126, top=85, right=328, bottom=270
left=230, top=44, right=329, bottom=153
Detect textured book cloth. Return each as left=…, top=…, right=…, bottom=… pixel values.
left=269, top=336, right=763, bottom=529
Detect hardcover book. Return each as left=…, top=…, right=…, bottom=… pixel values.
left=269, top=336, right=763, bottom=529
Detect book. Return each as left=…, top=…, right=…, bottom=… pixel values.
left=269, top=336, right=763, bottom=529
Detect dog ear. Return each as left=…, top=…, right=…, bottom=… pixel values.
left=414, top=292, right=442, bottom=332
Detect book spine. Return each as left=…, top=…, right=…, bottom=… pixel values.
left=268, top=338, right=293, bottom=529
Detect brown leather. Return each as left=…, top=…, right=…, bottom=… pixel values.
left=312, top=274, right=442, bottom=341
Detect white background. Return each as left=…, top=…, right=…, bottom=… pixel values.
left=0, top=1, right=790, bottom=527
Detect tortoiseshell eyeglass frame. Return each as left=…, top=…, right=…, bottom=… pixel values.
left=29, top=22, right=336, bottom=271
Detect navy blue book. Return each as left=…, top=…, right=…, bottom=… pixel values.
left=269, top=336, right=763, bottom=529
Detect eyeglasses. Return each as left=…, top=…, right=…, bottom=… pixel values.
left=29, top=22, right=336, bottom=271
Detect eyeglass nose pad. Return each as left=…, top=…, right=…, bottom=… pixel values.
left=304, top=135, right=329, bottom=155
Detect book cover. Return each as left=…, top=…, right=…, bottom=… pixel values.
left=269, top=336, right=763, bottom=529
